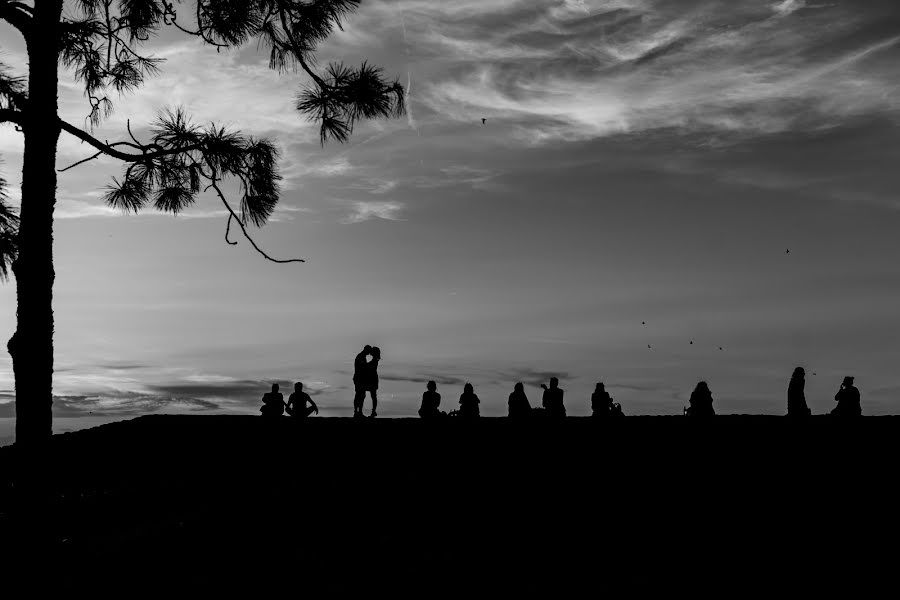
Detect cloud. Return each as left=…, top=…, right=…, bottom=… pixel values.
left=384, top=0, right=900, bottom=143
left=379, top=372, right=468, bottom=387
left=342, top=200, right=405, bottom=224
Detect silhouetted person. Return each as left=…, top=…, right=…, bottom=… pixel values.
left=418, top=380, right=443, bottom=418
left=364, top=346, right=381, bottom=417
left=831, top=376, right=861, bottom=417
left=508, top=382, right=531, bottom=418
left=686, top=381, right=715, bottom=417
left=260, top=383, right=284, bottom=417
left=353, top=345, right=373, bottom=418
left=458, top=383, right=480, bottom=418
left=541, top=377, right=566, bottom=418
left=286, top=382, right=318, bottom=418
left=787, top=367, right=811, bottom=417
left=591, top=382, right=623, bottom=417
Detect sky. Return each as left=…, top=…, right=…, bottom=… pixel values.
left=2, top=0, right=900, bottom=442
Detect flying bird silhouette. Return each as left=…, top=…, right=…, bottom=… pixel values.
left=786, top=248, right=790, bottom=254
left=718, top=346, right=723, bottom=351
left=647, top=344, right=652, bottom=349
left=642, top=321, right=646, bottom=325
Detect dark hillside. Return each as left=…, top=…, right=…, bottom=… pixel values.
left=1, top=415, right=897, bottom=594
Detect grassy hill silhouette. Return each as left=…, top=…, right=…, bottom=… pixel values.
left=1, top=415, right=895, bottom=594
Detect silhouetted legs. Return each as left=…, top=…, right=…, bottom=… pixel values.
left=353, top=389, right=377, bottom=417
left=353, top=387, right=366, bottom=417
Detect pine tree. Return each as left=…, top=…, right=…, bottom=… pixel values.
left=0, top=1, right=405, bottom=446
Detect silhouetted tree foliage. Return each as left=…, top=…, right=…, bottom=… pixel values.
left=0, top=166, right=19, bottom=282
left=0, top=0, right=405, bottom=444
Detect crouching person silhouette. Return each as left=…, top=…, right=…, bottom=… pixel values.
left=685, top=381, right=715, bottom=417
left=458, top=383, right=481, bottom=418
left=287, top=382, right=318, bottom=418
left=418, top=381, right=444, bottom=418
left=508, top=382, right=531, bottom=419
left=592, top=382, right=623, bottom=418
left=260, top=383, right=284, bottom=417
left=831, top=376, right=861, bottom=417
left=541, top=378, right=566, bottom=418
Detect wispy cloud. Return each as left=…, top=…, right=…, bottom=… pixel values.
left=331, top=0, right=900, bottom=144
left=342, top=200, right=405, bottom=224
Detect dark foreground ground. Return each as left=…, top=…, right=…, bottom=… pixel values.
left=1, top=415, right=898, bottom=595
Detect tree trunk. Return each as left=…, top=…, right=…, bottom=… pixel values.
left=9, top=1, right=63, bottom=447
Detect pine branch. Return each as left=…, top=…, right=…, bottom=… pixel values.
left=206, top=179, right=304, bottom=264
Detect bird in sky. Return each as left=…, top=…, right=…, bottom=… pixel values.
left=786, top=249, right=790, bottom=254
left=689, top=340, right=693, bottom=345
left=481, top=118, right=486, bottom=125
left=647, top=344, right=652, bottom=349
left=642, top=321, right=646, bottom=325
left=718, top=346, right=723, bottom=351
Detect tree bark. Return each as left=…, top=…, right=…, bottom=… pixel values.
left=10, top=1, right=63, bottom=447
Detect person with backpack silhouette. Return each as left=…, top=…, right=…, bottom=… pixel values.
left=508, top=382, right=531, bottom=419
left=787, top=367, right=811, bottom=417
left=286, top=382, right=318, bottom=418
left=458, top=383, right=480, bottom=418
left=831, top=376, right=861, bottom=417
left=591, top=382, right=623, bottom=417
left=541, top=378, right=566, bottom=418
left=260, top=383, right=284, bottom=417
left=686, top=381, right=715, bottom=417
left=418, top=380, right=444, bottom=418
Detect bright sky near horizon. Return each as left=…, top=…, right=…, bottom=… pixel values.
left=2, top=0, right=900, bottom=442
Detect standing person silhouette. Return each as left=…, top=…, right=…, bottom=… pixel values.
left=831, top=376, right=861, bottom=417
left=365, top=346, right=381, bottom=418
left=459, top=383, right=480, bottom=418
left=787, top=367, right=811, bottom=417
left=352, top=345, right=372, bottom=418
left=286, top=382, right=318, bottom=418
left=260, top=383, right=284, bottom=417
left=541, top=377, right=566, bottom=418
left=508, top=382, right=531, bottom=418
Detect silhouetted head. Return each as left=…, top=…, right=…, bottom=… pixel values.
left=464, top=383, right=474, bottom=395
left=363, top=345, right=373, bottom=354
left=792, top=367, right=805, bottom=380
left=595, top=382, right=605, bottom=393
left=294, top=382, right=303, bottom=392
left=550, top=377, right=559, bottom=389
left=271, top=383, right=279, bottom=393
left=371, top=346, right=381, bottom=359
left=514, top=382, right=524, bottom=393
left=842, top=376, right=854, bottom=387
left=694, top=381, right=709, bottom=394
left=427, top=380, right=436, bottom=392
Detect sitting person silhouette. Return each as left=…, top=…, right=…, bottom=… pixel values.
left=787, top=367, right=811, bottom=417
left=286, top=382, right=318, bottom=418
left=831, top=376, right=861, bottom=417
left=508, top=382, right=531, bottom=418
left=541, top=377, right=566, bottom=418
left=591, top=382, right=623, bottom=417
left=458, top=383, right=480, bottom=418
left=418, top=380, right=444, bottom=418
left=686, top=381, right=715, bottom=417
left=260, top=383, right=284, bottom=417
